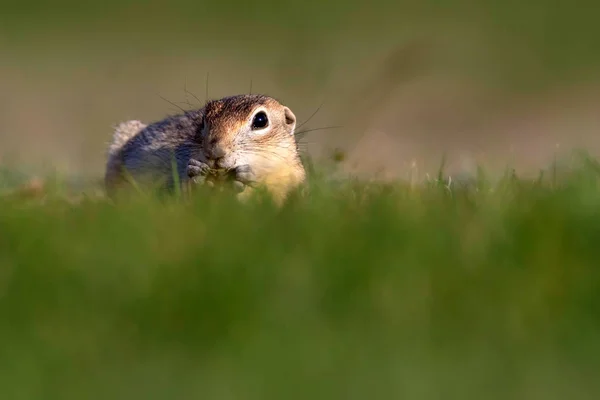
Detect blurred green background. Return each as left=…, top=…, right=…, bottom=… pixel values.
left=2, top=0, right=600, bottom=178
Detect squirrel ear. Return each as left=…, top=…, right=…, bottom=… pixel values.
left=283, top=107, right=296, bottom=135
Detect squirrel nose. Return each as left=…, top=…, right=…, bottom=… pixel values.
left=207, top=142, right=227, bottom=159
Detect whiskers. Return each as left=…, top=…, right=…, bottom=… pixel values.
left=184, top=79, right=203, bottom=106
left=295, top=100, right=325, bottom=131
left=157, top=94, right=191, bottom=114
left=236, top=141, right=296, bottom=164
left=293, top=97, right=343, bottom=144
left=159, top=74, right=210, bottom=114
left=294, top=125, right=342, bottom=140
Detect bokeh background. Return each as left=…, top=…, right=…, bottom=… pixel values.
left=2, top=0, right=600, bottom=180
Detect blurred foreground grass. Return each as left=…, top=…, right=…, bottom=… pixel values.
left=1, top=156, right=600, bottom=399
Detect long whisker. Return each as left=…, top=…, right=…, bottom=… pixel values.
left=205, top=72, right=210, bottom=102
left=237, top=148, right=290, bottom=163
left=295, top=125, right=343, bottom=140
left=239, top=145, right=292, bottom=156
left=239, top=138, right=296, bottom=150
left=180, top=98, right=195, bottom=108
left=296, top=140, right=317, bottom=147
left=236, top=151, right=287, bottom=165
left=296, top=101, right=325, bottom=131
left=157, top=94, right=187, bottom=113
left=184, top=80, right=203, bottom=106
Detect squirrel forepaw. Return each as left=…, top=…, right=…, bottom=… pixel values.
left=187, top=158, right=211, bottom=185
left=187, top=159, right=257, bottom=193
left=231, top=164, right=257, bottom=193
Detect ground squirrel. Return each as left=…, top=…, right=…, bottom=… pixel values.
left=105, top=94, right=306, bottom=203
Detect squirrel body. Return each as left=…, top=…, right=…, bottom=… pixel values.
left=105, top=94, right=306, bottom=203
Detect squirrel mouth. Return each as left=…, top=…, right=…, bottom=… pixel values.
left=205, top=167, right=236, bottom=183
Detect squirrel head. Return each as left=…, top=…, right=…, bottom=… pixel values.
left=198, top=94, right=299, bottom=172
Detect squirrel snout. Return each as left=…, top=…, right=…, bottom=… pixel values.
left=205, top=140, right=227, bottom=160
left=205, top=141, right=234, bottom=169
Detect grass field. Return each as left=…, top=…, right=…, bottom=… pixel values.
left=1, top=156, right=600, bottom=399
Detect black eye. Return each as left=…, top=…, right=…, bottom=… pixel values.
left=251, top=111, right=269, bottom=130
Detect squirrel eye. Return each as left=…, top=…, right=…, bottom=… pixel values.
left=251, top=111, right=269, bottom=130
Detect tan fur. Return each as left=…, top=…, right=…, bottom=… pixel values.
left=255, top=161, right=305, bottom=205
left=104, top=94, right=306, bottom=203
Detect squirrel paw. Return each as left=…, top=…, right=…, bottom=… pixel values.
left=187, top=158, right=211, bottom=185
left=231, top=164, right=256, bottom=193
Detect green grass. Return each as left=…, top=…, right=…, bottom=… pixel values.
left=1, top=157, right=600, bottom=399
